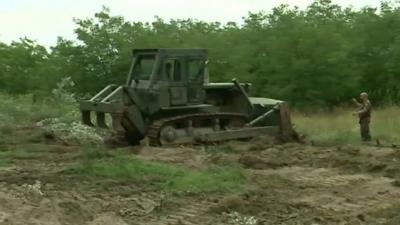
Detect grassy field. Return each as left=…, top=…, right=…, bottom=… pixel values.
left=294, top=107, right=400, bottom=146
left=2, top=92, right=399, bottom=146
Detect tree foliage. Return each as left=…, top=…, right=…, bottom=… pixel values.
left=1, top=1, right=400, bottom=107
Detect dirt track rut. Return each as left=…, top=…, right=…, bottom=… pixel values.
left=146, top=201, right=217, bottom=225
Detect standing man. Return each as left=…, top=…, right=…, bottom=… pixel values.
left=352, top=92, right=372, bottom=141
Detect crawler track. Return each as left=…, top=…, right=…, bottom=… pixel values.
left=147, top=112, right=248, bottom=146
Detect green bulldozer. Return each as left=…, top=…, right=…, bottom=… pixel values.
left=79, top=48, right=296, bottom=145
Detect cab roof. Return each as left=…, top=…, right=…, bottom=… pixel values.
left=132, top=48, right=208, bottom=56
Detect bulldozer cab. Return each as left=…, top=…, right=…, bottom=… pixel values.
left=127, top=49, right=207, bottom=106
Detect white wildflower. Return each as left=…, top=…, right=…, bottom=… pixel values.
left=22, top=180, right=44, bottom=196
left=227, top=211, right=258, bottom=225
left=37, top=118, right=104, bottom=144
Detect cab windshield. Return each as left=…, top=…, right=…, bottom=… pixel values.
left=131, top=55, right=156, bottom=80
left=187, top=59, right=205, bottom=82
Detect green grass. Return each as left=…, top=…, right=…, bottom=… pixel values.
left=68, top=149, right=245, bottom=194
left=0, top=148, right=43, bottom=167
left=0, top=92, right=78, bottom=145
left=164, top=167, right=244, bottom=193
left=293, top=107, right=400, bottom=145
left=0, top=157, right=10, bottom=167
left=0, top=92, right=77, bottom=128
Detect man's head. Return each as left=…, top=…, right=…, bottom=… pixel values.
left=360, top=92, right=368, bottom=101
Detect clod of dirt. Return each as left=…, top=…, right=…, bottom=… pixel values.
left=118, top=195, right=162, bottom=217
left=58, top=201, right=92, bottom=224
left=238, top=155, right=287, bottom=169
left=247, top=135, right=278, bottom=151
left=367, top=162, right=387, bottom=172
left=88, top=213, right=128, bottom=225
left=238, top=155, right=266, bottom=169
left=205, top=153, right=240, bottom=166
left=0, top=211, right=9, bottom=223
left=391, top=179, right=400, bottom=187
left=357, top=213, right=366, bottom=222
left=211, top=195, right=245, bottom=213
left=42, top=130, right=56, bottom=140
left=383, top=166, right=400, bottom=178
left=217, top=141, right=254, bottom=153
left=103, top=134, right=130, bottom=148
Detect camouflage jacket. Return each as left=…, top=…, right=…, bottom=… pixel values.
left=358, top=100, right=372, bottom=122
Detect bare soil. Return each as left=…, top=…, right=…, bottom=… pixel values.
left=1, top=132, right=400, bottom=225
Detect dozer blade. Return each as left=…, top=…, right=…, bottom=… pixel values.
left=277, top=102, right=298, bottom=140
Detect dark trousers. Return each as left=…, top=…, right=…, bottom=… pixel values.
left=359, top=120, right=371, bottom=141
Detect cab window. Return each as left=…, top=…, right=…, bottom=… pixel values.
left=187, top=59, right=204, bottom=82
left=164, top=59, right=182, bottom=82
left=132, top=55, right=155, bottom=80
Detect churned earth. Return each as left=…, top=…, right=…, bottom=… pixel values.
left=0, top=128, right=400, bottom=225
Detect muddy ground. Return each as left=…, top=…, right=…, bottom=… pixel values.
left=1, top=129, right=400, bottom=225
